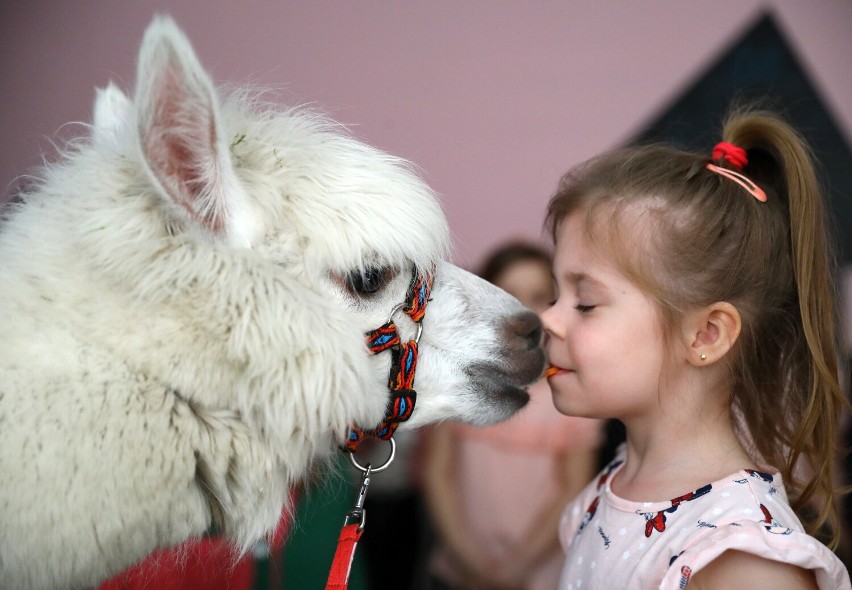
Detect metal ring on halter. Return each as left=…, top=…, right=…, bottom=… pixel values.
left=389, top=303, right=423, bottom=344
left=348, top=437, right=396, bottom=473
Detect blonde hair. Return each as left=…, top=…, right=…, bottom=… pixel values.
left=546, top=108, right=847, bottom=547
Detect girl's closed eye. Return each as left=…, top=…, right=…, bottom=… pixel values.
left=575, top=303, right=596, bottom=313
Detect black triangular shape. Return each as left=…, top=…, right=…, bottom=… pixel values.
left=632, top=12, right=852, bottom=263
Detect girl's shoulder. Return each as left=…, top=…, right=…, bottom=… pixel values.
left=654, top=465, right=848, bottom=590
left=659, top=519, right=851, bottom=590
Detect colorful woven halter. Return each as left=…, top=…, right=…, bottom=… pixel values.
left=343, top=266, right=434, bottom=453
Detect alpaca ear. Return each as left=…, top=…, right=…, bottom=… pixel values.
left=135, top=16, right=253, bottom=246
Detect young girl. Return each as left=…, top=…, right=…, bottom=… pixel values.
left=541, top=108, right=851, bottom=589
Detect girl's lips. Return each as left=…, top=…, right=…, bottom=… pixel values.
left=545, top=364, right=573, bottom=377
left=545, top=365, right=561, bottom=377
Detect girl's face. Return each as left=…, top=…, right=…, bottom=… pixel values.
left=541, top=211, right=668, bottom=420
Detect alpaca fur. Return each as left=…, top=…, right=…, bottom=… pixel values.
left=0, top=16, right=544, bottom=590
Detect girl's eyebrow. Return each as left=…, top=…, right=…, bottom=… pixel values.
left=566, top=271, right=606, bottom=290
left=551, top=270, right=609, bottom=296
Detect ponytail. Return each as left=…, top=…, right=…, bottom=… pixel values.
left=724, top=109, right=846, bottom=547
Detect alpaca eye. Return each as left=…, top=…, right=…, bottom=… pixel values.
left=345, top=266, right=390, bottom=295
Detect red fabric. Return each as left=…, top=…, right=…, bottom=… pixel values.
left=97, top=537, right=254, bottom=590
left=711, top=141, right=748, bottom=169
left=325, top=523, right=363, bottom=590
left=98, top=505, right=292, bottom=590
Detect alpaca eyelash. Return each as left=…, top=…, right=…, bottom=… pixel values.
left=344, top=266, right=395, bottom=296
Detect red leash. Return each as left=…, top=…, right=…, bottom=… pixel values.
left=325, top=439, right=397, bottom=589
left=325, top=522, right=364, bottom=590
left=325, top=462, right=373, bottom=590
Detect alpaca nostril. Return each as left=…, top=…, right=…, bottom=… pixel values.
left=511, top=310, right=543, bottom=350
left=527, top=322, right=543, bottom=350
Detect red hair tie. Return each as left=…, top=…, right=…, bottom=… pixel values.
left=712, top=142, right=748, bottom=170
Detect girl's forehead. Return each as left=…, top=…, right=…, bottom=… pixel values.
left=553, top=214, right=636, bottom=290
left=554, top=215, right=612, bottom=268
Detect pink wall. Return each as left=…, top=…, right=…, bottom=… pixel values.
left=2, top=1, right=851, bottom=269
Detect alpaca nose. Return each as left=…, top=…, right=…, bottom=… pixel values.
left=511, top=310, right=543, bottom=350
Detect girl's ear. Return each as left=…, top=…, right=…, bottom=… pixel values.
left=682, top=302, right=742, bottom=366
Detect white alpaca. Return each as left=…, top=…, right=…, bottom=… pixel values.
left=0, top=16, right=544, bottom=590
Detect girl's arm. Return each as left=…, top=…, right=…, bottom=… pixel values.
left=688, top=550, right=818, bottom=590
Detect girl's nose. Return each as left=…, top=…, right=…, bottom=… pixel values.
left=539, top=303, right=563, bottom=338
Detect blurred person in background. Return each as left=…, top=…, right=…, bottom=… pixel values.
left=422, top=241, right=603, bottom=590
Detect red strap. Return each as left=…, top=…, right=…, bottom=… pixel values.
left=325, top=523, right=363, bottom=590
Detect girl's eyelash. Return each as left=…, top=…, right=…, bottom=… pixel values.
left=575, top=304, right=596, bottom=313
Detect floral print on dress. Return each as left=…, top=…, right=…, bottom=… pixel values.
left=577, top=495, right=600, bottom=534
left=575, top=458, right=623, bottom=537
left=642, top=484, right=712, bottom=537
left=557, top=446, right=851, bottom=589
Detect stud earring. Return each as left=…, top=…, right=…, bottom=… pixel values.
left=700, top=354, right=707, bottom=361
